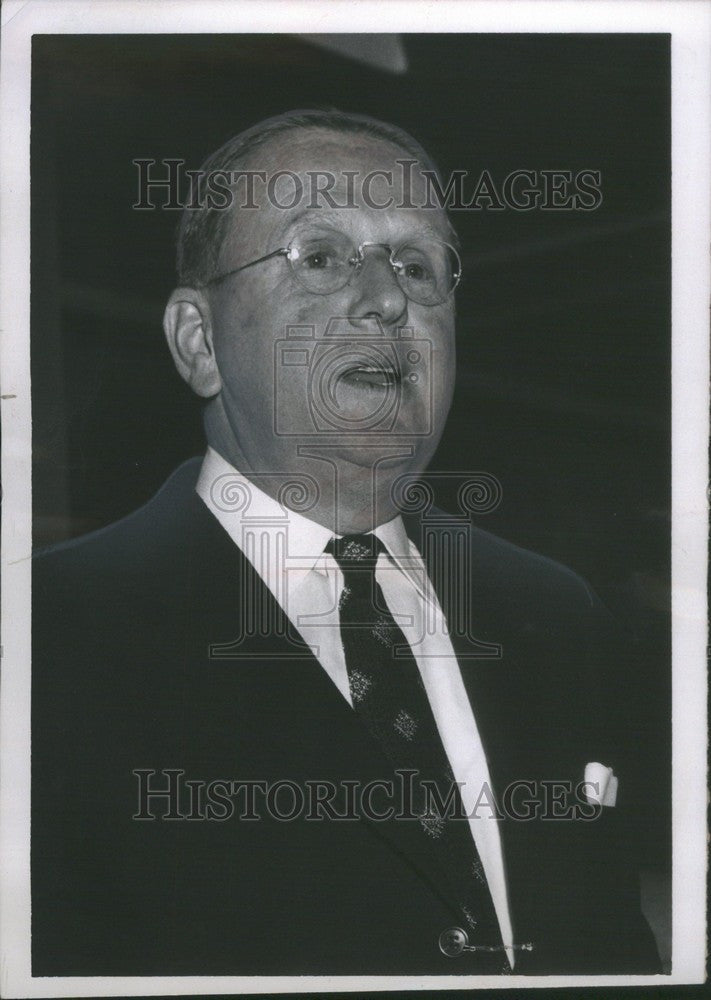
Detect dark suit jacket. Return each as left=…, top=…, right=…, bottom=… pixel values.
left=31, top=459, right=660, bottom=976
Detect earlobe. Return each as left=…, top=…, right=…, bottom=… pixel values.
left=163, top=288, right=222, bottom=398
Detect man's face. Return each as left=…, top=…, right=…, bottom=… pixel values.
left=204, top=129, right=456, bottom=501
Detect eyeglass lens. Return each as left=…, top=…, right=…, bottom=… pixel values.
left=288, top=230, right=459, bottom=305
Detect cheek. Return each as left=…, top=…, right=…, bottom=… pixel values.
left=431, top=320, right=456, bottom=415
left=421, top=312, right=455, bottom=372
left=292, top=299, right=316, bottom=323
left=262, top=282, right=327, bottom=339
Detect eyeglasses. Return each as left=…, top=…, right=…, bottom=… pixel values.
left=204, top=229, right=462, bottom=306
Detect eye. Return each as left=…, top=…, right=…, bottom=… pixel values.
left=402, top=261, right=431, bottom=282
left=394, top=242, right=444, bottom=291
left=298, top=239, right=343, bottom=270
left=303, top=250, right=333, bottom=270
left=395, top=255, right=434, bottom=284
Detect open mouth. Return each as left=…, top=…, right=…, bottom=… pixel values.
left=337, top=365, right=400, bottom=390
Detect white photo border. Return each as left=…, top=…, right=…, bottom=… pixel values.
left=1, top=0, right=707, bottom=995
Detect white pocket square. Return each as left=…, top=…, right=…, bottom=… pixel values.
left=584, top=762, right=618, bottom=807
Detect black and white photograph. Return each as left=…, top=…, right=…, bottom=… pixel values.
left=0, top=1, right=707, bottom=996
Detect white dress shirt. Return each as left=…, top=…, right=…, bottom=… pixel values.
left=197, top=446, right=514, bottom=963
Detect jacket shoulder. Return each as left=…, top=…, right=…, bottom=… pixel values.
left=32, top=458, right=206, bottom=609
left=407, top=507, right=605, bottom=625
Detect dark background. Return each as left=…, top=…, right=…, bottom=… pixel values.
left=31, top=33, right=670, bottom=885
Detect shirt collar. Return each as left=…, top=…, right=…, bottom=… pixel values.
left=196, top=447, right=436, bottom=607
left=372, top=518, right=433, bottom=602
left=196, top=447, right=330, bottom=595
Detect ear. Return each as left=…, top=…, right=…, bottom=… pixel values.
left=163, top=287, right=222, bottom=398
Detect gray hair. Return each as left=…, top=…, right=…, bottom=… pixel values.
left=176, top=108, right=444, bottom=286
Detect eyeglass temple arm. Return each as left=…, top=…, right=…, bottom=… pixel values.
left=204, top=247, right=289, bottom=286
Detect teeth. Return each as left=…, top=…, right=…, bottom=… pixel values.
left=344, top=367, right=396, bottom=377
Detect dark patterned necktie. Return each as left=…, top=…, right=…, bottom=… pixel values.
left=327, top=532, right=509, bottom=972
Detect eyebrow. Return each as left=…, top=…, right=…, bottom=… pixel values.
left=277, top=207, right=456, bottom=245
left=277, top=207, right=351, bottom=235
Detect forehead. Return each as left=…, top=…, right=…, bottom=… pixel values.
left=219, top=127, right=454, bottom=263
left=253, top=127, right=423, bottom=180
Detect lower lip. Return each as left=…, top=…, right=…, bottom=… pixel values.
left=338, top=370, right=399, bottom=390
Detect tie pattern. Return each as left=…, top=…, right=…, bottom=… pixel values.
left=327, top=533, right=509, bottom=972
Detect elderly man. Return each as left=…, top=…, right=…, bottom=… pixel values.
left=32, top=109, right=659, bottom=977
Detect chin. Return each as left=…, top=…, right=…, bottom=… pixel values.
left=334, top=438, right=432, bottom=474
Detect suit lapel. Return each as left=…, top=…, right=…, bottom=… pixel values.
left=408, top=514, right=534, bottom=943
left=176, top=486, right=474, bottom=925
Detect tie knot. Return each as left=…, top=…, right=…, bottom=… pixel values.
left=326, top=533, right=384, bottom=571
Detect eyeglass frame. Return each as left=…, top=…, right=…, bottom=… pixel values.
left=201, top=236, right=463, bottom=305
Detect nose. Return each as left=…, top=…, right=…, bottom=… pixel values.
left=346, top=246, right=408, bottom=328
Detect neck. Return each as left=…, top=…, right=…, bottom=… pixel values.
left=203, top=404, right=425, bottom=534
left=203, top=450, right=411, bottom=538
